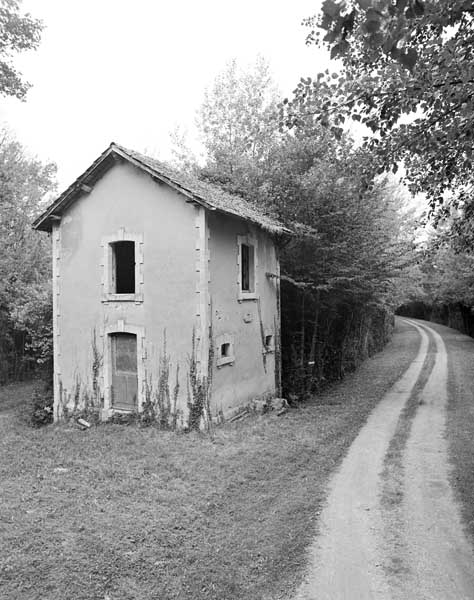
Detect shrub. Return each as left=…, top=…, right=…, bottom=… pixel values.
left=23, top=379, right=53, bottom=427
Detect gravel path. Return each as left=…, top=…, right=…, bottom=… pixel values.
left=294, top=318, right=474, bottom=600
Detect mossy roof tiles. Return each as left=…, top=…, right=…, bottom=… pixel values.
left=33, top=142, right=289, bottom=235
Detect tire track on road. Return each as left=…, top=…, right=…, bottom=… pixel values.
left=398, top=320, right=474, bottom=600
left=294, top=321, right=430, bottom=600
left=379, top=322, right=437, bottom=587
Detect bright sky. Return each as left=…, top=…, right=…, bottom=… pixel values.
left=0, top=0, right=329, bottom=190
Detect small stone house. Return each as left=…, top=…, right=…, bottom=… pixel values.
left=33, top=143, right=289, bottom=426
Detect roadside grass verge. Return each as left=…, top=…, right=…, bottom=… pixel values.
left=381, top=327, right=436, bottom=508
left=0, top=319, right=419, bottom=600
left=422, top=320, right=474, bottom=547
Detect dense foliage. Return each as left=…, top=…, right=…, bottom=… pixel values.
left=284, top=1, right=474, bottom=236
left=0, top=132, right=56, bottom=381
left=396, top=221, right=474, bottom=334
left=195, top=57, right=281, bottom=196
left=278, top=0, right=474, bottom=340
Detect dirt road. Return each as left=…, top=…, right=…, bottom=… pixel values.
left=294, top=318, right=474, bottom=600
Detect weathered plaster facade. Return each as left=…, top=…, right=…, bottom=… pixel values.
left=208, top=212, right=280, bottom=416
left=34, top=144, right=286, bottom=424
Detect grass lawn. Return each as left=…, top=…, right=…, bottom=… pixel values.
left=0, top=319, right=419, bottom=600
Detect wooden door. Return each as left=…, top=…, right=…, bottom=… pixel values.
left=111, top=333, right=138, bottom=410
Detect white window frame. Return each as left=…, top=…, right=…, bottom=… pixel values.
left=101, top=228, right=143, bottom=303
left=216, top=333, right=235, bottom=367
left=237, top=234, right=258, bottom=301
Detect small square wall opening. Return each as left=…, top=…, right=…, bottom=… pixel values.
left=265, top=334, right=275, bottom=352
left=216, top=336, right=235, bottom=367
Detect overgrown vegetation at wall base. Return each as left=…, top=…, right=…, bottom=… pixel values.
left=21, top=379, right=53, bottom=427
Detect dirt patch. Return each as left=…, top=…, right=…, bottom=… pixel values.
left=379, top=326, right=437, bottom=581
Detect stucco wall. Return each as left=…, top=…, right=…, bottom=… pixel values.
left=56, top=161, right=198, bottom=421
left=208, top=212, right=279, bottom=417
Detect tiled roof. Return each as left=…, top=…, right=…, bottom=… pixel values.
left=33, top=142, right=290, bottom=234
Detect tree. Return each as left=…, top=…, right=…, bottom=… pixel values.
left=0, top=0, right=43, bottom=99
left=0, top=131, right=56, bottom=380
left=395, top=225, right=474, bottom=336
left=426, top=246, right=474, bottom=307
left=197, top=56, right=281, bottom=195
left=261, top=126, right=416, bottom=394
left=261, top=127, right=414, bottom=300
left=285, top=1, right=474, bottom=222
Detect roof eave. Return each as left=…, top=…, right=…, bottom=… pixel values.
left=32, top=145, right=120, bottom=232
left=32, top=142, right=291, bottom=235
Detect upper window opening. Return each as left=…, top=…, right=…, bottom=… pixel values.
left=241, top=243, right=255, bottom=293
left=237, top=235, right=258, bottom=301
left=221, top=342, right=231, bottom=357
left=102, top=231, right=143, bottom=303
left=112, top=241, right=135, bottom=294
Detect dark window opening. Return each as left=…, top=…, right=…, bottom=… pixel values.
left=241, top=243, right=254, bottom=292
left=221, top=342, right=231, bottom=357
left=265, top=334, right=274, bottom=349
left=112, top=241, right=135, bottom=294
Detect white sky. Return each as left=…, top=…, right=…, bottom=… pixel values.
left=0, top=0, right=330, bottom=190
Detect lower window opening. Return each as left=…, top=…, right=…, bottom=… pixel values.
left=265, top=334, right=274, bottom=350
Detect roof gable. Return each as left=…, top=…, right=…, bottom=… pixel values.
left=32, top=143, right=290, bottom=234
